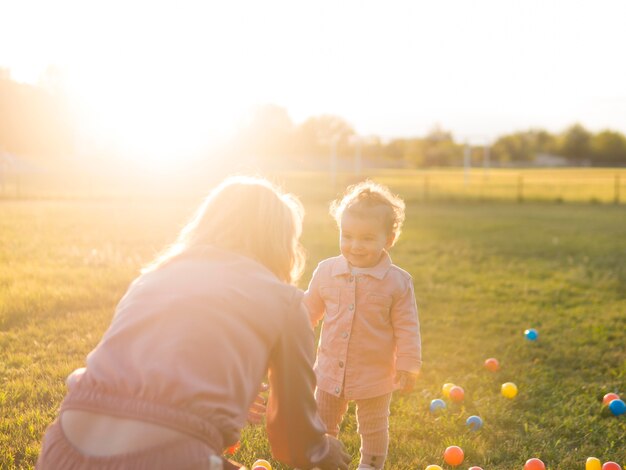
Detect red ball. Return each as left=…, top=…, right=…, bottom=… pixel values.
left=484, top=357, right=500, bottom=372
left=224, top=441, right=240, bottom=455
left=524, top=458, right=546, bottom=470
left=443, top=445, right=464, bottom=466
left=449, top=385, right=465, bottom=403
left=602, top=392, right=620, bottom=406
left=602, top=462, right=622, bottom=470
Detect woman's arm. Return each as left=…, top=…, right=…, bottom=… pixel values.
left=266, top=292, right=349, bottom=469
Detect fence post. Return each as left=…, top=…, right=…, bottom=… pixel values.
left=517, top=174, right=524, bottom=203
left=330, top=138, right=337, bottom=193
left=615, top=174, right=621, bottom=205
left=423, top=175, right=429, bottom=201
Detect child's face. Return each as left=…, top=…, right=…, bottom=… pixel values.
left=339, top=211, right=394, bottom=268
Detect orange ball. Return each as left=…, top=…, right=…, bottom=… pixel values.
left=524, top=458, right=546, bottom=470
left=602, top=392, right=620, bottom=406
left=443, top=445, right=464, bottom=466
left=449, top=385, right=465, bottom=403
left=224, top=441, right=240, bottom=455
left=484, top=357, right=500, bottom=371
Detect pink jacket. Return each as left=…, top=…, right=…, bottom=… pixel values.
left=60, top=246, right=330, bottom=469
left=304, top=252, right=421, bottom=400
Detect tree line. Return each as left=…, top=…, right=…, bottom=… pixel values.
left=235, top=105, right=626, bottom=167
left=2, top=73, right=626, bottom=167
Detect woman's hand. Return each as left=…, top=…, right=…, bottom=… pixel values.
left=247, top=383, right=269, bottom=425
left=313, top=435, right=351, bottom=470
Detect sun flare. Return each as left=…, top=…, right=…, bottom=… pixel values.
left=67, top=64, right=243, bottom=170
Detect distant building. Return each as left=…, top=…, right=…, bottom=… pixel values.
left=534, top=153, right=570, bottom=167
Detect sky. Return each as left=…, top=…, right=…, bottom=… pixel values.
left=1, top=0, right=625, bottom=158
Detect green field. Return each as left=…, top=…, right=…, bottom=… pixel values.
left=1, top=172, right=625, bottom=469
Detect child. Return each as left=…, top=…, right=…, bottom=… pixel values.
left=304, top=180, right=421, bottom=470
left=36, top=176, right=350, bottom=470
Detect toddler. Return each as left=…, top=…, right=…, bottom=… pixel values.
left=304, top=180, right=421, bottom=470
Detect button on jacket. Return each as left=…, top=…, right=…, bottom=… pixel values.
left=304, top=252, right=421, bottom=400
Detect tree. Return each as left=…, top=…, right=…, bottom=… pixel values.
left=294, top=115, right=355, bottom=158
left=558, top=124, right=592, bottom=162
left=422, top=126, right=462, bottom=166
left=491, top=129, right=557, bottom=164
left=590, top=130, right=626, bottom=165
left=0, top=76, right=73, bottom=163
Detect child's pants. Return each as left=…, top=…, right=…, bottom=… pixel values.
left=315, top=389, right=392, bottom=469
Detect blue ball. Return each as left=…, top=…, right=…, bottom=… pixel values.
left=429, top=399, right=446, bottom=413
left=524, top=328, right=538, bottom=341
left=609, top=399, right=626, bottom=416
left=466, top=415, right=483, bottom=430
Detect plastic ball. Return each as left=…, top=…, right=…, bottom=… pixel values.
left=252, top=459, right=272, bottom=470
left=443, top=445, right=464, bottom=466
left=466, top=415, right=483, bottom=431
left=442, top=382, right=456, bottom=398
left=608, top=398, right=626, bottom=416
left=524, top=458, right=546, bottom=470
left=602, top=463, right=622, bottom=470
left=602, top=392, right=620, bottom=405
left=224, top=441, right=240, bottom=455
left=501, top=382, right=518, bottom=399
left=586, top=457, right=602, bottom=470
left=449, top=385, right=465, bottom=403
left=468, top=467, right=484, bottom=470
left=484, top=357, right=500, bottom=372
left=524, top=328, right=538, bottom=340
left=429, top=398, right=447, bottom=413
left=425, top=466, right=443, bottom=470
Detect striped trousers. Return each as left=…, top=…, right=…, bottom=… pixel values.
left=315, top=389, right=392, bottom=469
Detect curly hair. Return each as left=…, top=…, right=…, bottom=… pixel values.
left=143, top=176, right=305, bottom=285
left=329, top=180, right=406, bottom=247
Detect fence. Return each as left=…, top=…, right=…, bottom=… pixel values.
left=1, top=167, right=625, bottom=204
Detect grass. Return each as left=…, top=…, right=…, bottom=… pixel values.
left=1, top=171, right=625, bottom=469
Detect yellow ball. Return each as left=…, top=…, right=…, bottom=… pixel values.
left=252, top=459, right=272, bottom=470
left=425, top=466, right=443, bottom=470
left=586, top=457, right=601, bottom=470
left=442, top=383, right=456, bottom=398
left=501, top=382, right=518, bottom=398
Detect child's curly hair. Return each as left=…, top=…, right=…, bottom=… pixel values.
left=329, top=180, right=406, bottom=247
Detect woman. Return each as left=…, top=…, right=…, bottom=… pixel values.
left=36, top=176, right=351, bottom=470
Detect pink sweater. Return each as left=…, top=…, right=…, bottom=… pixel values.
left=304, top=253, right=421, bottom=400
left=61, top=246, right=329, bottom=468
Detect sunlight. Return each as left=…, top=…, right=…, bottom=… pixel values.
left=68, top=65, right=242, bottom=171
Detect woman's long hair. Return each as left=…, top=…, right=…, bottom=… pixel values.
left=143, top=176, right=305, bottom=285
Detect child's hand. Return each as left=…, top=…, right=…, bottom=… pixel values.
left=394, top=370, right=418, bottom=393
